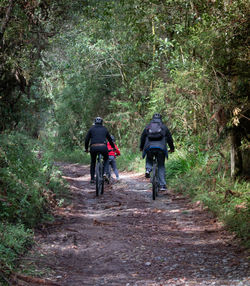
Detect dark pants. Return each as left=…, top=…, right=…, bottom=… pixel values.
left=90, top=145, right=109, bottom=180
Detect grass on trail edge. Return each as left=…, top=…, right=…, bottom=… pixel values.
left=166, top=150, right=250, bottom=249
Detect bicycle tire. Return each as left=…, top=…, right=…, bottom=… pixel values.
left=100, top=158, right=104, bottom=194
left=100, top=175, right=104, bottom=194
left=96, top=155, right=104, bottom=196
left=152, top=166, right=156, bottom=200
left=95, top=163, right=100, bottom=196
left=152, top=159, right=159, bottom=200
left=96, top=163, right=102, bottom=196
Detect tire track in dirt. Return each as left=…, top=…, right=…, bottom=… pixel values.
left=18, top=162, right=249, bottom=286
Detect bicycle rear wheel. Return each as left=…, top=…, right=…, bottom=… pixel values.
left=100, top=165, right=104, bottom=194
left=96, top=155, right=104, bottom=196
left=152, top=160, right=159, bottom=200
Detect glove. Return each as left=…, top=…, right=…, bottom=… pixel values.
left=85, top=149, right=88, bottom=153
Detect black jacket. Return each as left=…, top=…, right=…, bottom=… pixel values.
left=140, top=119, right=174, bottom=158
left=85, top=124, right=115, bottom=150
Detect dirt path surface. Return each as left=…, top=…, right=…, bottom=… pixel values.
left=20, top=162, right=249, bottom=286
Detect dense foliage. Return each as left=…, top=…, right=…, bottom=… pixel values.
left=0, top=131, right=67, bottom=281
left=0, top=0, right=84, bottom=133
left=42, top=1, right=249, bottom=173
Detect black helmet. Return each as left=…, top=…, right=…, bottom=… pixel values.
left=94, top=117, right=103, bottom=125
left=111, top=135, right=115, bottom=142
left=152, top=113, right=162, bottom=120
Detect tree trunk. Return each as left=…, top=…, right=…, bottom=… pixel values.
left=230, top=128, right=243, bottom=178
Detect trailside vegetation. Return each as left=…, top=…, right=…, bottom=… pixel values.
left=0, top=131, right=67, bottom=282
left=0, top=0, right=78, bottom=282
left=0, top=0, right=249, bottom=282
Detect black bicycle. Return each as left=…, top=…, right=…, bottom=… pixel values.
left=95, top=153, right=104, bottom=196
left=150, top=149, right=173, bottom=199
left=151, top=151, right=159, bottom=200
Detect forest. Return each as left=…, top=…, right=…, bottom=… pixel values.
left=0, top=0, right=249, bottom=283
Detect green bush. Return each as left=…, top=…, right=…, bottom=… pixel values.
left=116, top=148, right=144, bottom=172
left=0, top=132, right=68, bottom=227
left=166, top=147, right=208, bottom=179
left=0, top=223, right=33, bottom=272
left=0, top=132, right=47, bottom=227
left=0, top=132, right=68, bottom=282
left=52, top=148, right=89, bottom=164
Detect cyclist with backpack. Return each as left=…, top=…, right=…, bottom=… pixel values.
left=85, top=117, right=115, bottom=184
left=107, top=135, right=121, bottom=180
left=140, top=113, right=175, bottom=191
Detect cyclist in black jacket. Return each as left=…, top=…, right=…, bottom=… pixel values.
left=85, top=117, right=115, bottom=184
left=140, top=113, right=175, bottom=191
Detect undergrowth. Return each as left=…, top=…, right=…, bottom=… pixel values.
left=0, top=223, right=33, bottom=275
left=51, top=148, right=89, bottom=164
left=116, top=148, right=144, bottom=172
left=50, top=146, right=144, bottom=173
left=0, top=132, right=68, bottom=283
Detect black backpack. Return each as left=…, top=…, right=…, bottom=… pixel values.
left=147, top=121, right=164, bottom=140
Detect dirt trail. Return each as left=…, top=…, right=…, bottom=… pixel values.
left=18, top=162, right=249, bottom=286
